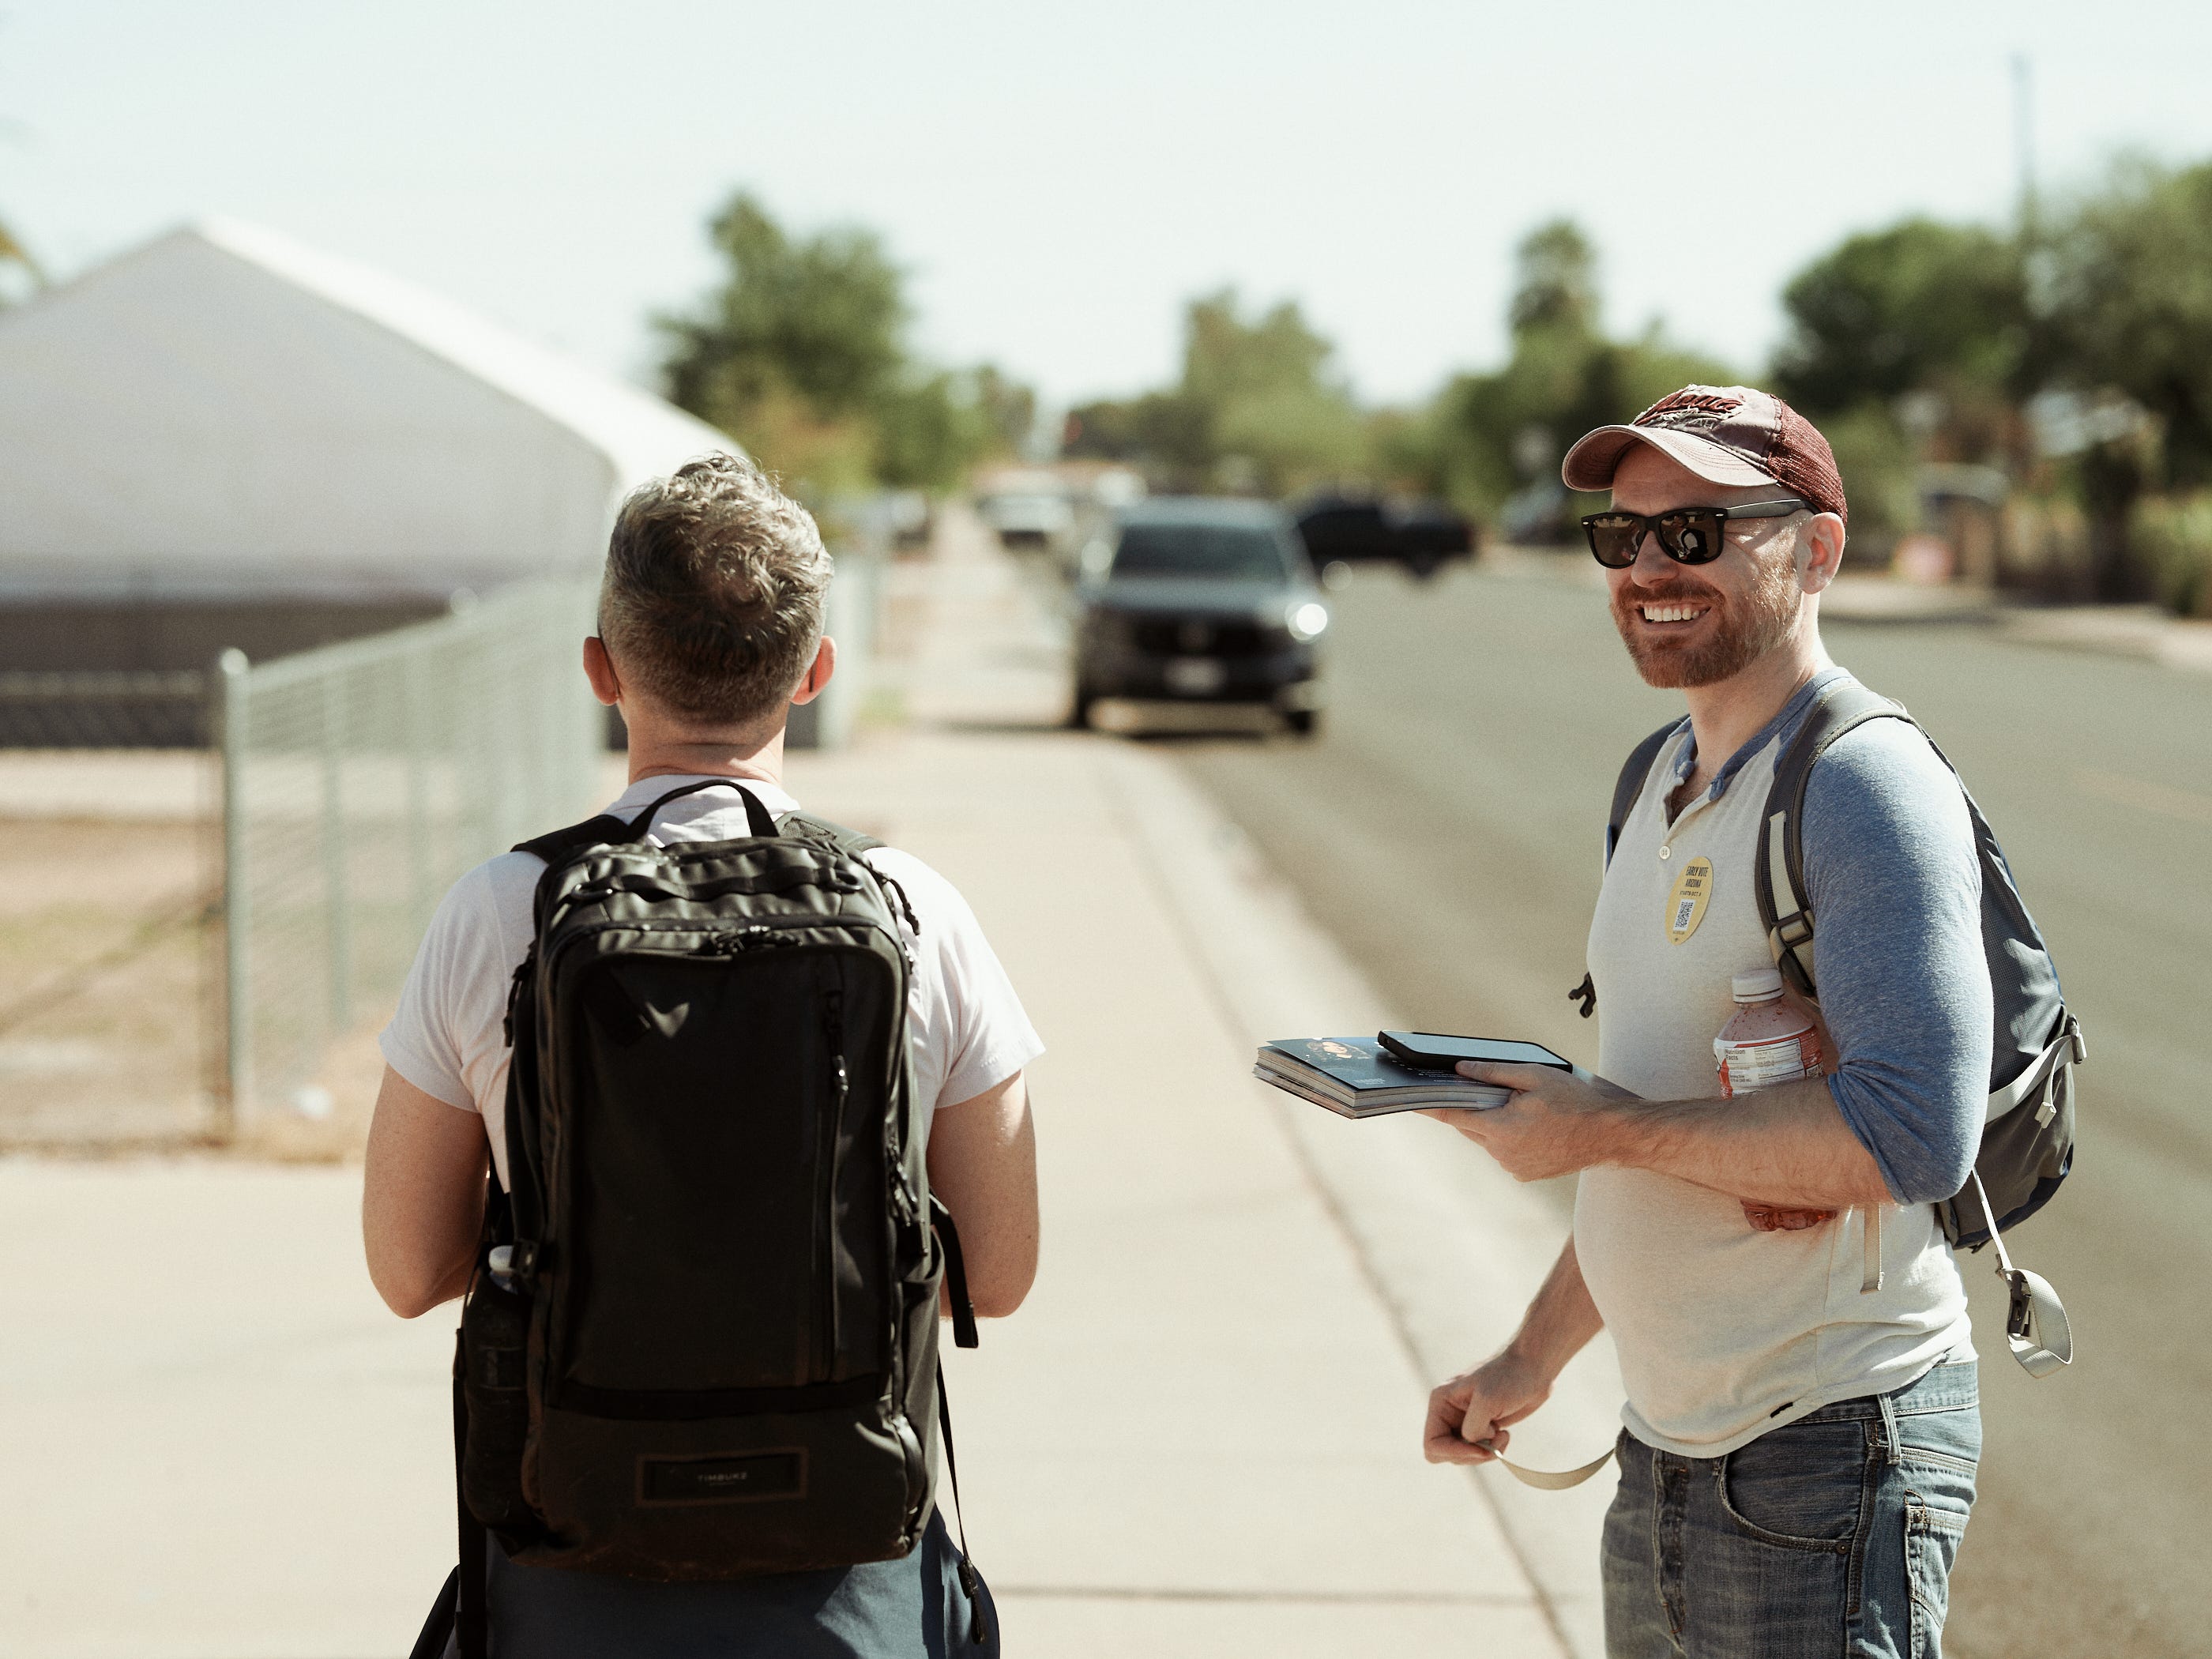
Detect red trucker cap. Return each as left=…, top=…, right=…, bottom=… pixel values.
left=1560, top=385, right=1849, bottom=525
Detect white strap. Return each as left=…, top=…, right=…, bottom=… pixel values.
left=1766, top=808, right=1800, bottom=921
left=1985, top=1019, right=2082, bottom=1123
left=1484, top=1443, right=1618, bottom=1490
left=2003, top=1269, right=2073, bottom=1379
left=1970, top=1172, right=2073, bottom=1378
left=1860, top=1204, right=1884, bottom=1294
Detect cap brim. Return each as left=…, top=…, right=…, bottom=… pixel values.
left=1561, top=426, right=1778, bottom=494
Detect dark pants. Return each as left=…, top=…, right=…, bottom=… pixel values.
left=1601, top=1360, right=1980, bottom=1659
left=448, top=1509, right=995, bottom=1659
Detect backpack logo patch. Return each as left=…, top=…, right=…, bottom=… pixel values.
left=1665, top=856, right=1714, bottom=944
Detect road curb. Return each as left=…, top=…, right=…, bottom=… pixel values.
left=1096, top=738, right=1621, bottom=1659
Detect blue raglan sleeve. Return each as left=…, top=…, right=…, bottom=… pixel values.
left=1801, top=720, right=1991, bottom=1205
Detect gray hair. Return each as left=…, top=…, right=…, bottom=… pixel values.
left=597, top=453, right=833, bottom=726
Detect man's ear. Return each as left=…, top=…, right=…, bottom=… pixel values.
left=1798, top=514, right=1847, bottom=594
left=790, top=636, right=837, bottom=707
left=582, top=636, right=623, bottom=708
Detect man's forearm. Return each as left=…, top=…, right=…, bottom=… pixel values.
left=1599, top=1077, right=1892, bottom=1209
left=1507, top=1237, right=1604, bottom=1381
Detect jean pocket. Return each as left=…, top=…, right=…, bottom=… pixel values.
left=1897, top=1401, right=1981, bottom=1485
left=1907, top=1493, right=1969, bottom=1659
left=1717, top=1420, right=1867, bottom=1551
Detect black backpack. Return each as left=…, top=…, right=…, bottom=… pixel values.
left=436, top=779, right=987, bottom=1657
left=1586, top=679, right=2082, bottom=1377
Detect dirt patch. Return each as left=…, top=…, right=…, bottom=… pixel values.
left=0, top=814, right=223, bottom=1148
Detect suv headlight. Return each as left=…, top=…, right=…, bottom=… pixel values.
left=1285, top=600, right=1330, bottom=642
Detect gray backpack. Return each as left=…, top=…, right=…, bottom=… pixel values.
left=1590, top=679, right=2082, bottom=1378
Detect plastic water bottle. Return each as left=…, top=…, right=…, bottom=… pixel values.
left=1714, top=968, right=1823, bottom=1097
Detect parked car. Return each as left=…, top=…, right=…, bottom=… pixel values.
left=977, top=472, right=1076, bottom=549
left=1293, top=493, right=1475, bottom=579
left=1070, top=498, right=1327, bottom=735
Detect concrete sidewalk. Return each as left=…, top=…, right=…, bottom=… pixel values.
left=790, top=728, right=1574, bottom=1655
left=0, top=512, right=1618, bottom=1657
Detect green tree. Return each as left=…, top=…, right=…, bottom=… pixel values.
left=659, top=192, right=906, bottom=430
left=656, top=192, right=1027, bottom=495
left=1759, top=218, right=2030, bottom=555
left=969, top=365, right=1038, bottom=458
left=1772, top=219, right=2027, bottom=419
left=2044, top=157, right=2212, bottom=490
left=1063, top=288, right=1363, bottom=494
left=1428, top=220, right=1730, bottom=536
left=1507, top=218, right=1599, bottom=336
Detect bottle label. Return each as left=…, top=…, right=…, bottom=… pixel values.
left=1715, top=1031, right=1820, bottom=1097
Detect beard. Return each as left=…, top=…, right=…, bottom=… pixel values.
left=1611, top=544, right=1803, bottom=689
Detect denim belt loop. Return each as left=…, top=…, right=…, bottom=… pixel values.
left=1874, top=1386, right=1901, bottom=1465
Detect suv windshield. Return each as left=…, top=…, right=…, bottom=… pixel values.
left=1112, top=525, right=1290, bottom=582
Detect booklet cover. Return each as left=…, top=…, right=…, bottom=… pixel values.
left=1252, top=1036, right=1513, bottom=1118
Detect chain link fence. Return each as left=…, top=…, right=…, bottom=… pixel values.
left=217, top=580, right=603, bottom=1123
left=0, top=671, right=211, bottom=747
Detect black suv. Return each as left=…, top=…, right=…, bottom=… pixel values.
left=1295, top=493, right=1475, bottom=579
left=1070, top=498, right=1327, bottom=735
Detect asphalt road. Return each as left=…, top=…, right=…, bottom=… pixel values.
left=1161, top=556, right=2211, bottom=1659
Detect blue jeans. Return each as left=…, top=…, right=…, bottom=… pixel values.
left=1601, top=1360, right=1979, bottom=1659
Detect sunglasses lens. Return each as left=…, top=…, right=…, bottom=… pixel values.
left=1657, top=512, right=1726, bottom=562
left=1586, top=515, right=1642, bottom=567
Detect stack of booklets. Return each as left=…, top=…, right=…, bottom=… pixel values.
left=1252, top=1036, right=1513, bottom=1119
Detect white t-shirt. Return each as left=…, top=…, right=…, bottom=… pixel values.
left=379, top=773, right=1044, bottom=1187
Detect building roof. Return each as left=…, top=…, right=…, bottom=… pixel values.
left=0, top=220, right=738, bottom=600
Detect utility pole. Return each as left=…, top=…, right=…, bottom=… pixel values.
left=2012, top=51, right=2037, bottom=240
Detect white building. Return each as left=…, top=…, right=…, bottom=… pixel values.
left=0, top=219, right=734, bottom=702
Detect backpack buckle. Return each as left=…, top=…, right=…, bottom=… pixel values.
left=489, top=1240, right=539, bottom=1292
left=1773, top=909, right=1814, bottom=948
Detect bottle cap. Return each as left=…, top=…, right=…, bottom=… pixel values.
left=1732, top=969, right=1785, bottom=1001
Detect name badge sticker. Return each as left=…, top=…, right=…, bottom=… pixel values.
left=1665, top=856, right=1714, bottom=944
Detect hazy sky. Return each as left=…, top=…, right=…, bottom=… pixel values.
left=7, top=1, right=2212, bottom=410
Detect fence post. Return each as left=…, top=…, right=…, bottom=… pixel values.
left=321, top=671, right=352, bottom=1034
left=404, top=639, right=432, bottom=935
left=216, top=649, right=251, bottom=1137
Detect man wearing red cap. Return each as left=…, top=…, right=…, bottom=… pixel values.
left=1423, top=387, right=1990, bottom=1656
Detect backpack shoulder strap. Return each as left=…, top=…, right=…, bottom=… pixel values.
left=778, top=810, right=922, bottom=935
left=1755, top=679, right=1916, bottom=997
left=512, top=779, right=784, bottom=870
left=777, top=809, right=886, bottom=857
left=512, top=813, right=626, bottom=867
left=1606, top=719, right=1687, bottom=867
left=1574, top=719, right=1687, bottom=1020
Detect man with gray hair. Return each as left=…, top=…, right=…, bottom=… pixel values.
left=365, top=453, right=1042, bottom=1654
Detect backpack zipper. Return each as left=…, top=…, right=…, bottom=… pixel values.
left=817, top=986, right=847, bottom=1382
left=544, top=912, right=897, bottom=967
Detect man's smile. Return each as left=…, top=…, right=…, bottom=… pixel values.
left=1636, top=601, right=1710, bottom=626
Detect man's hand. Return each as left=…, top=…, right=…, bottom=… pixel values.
left=1424, top=1348, right=1552, bottom=1466
left=1420, top=1061, right=1631, bottom=1183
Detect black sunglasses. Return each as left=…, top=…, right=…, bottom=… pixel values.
left=1581, top=498, right=1809, bottom=568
